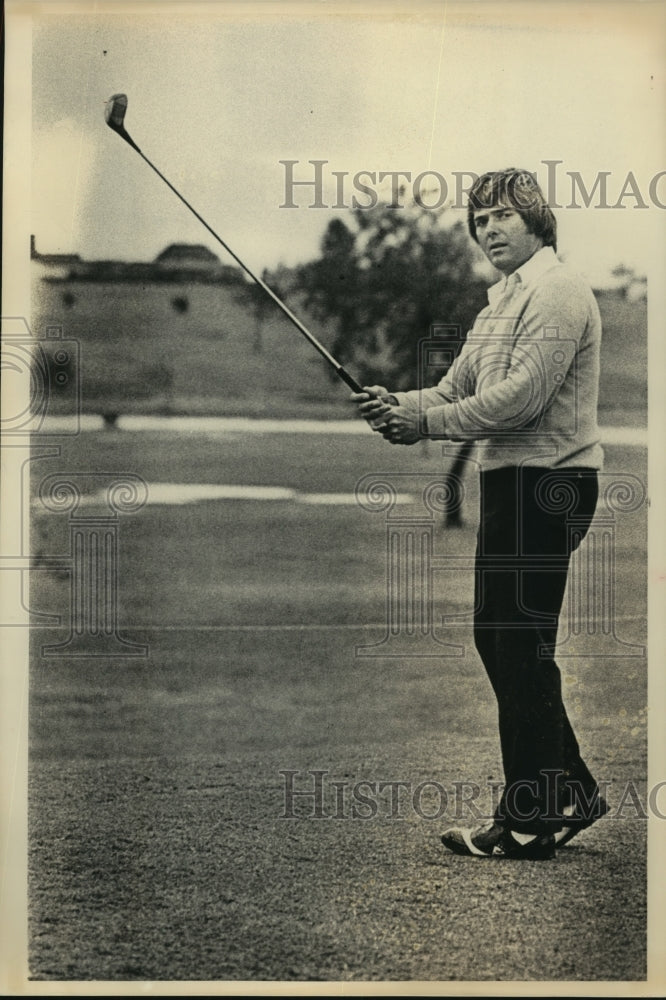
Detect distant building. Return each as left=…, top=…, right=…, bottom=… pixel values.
left=30, top=236, right=82, bottom=279
left=153, top=243, right=242, bottom=284
left=155, top=244, right=221, bottom=271
left=30, top=235, right=81, bottom=265
left=31, top=236, right=245, bottom=285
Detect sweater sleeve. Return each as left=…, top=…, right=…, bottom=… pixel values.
left=392, top=341, right=471, bottom=413
left=420, top=275, right=590, bottom=440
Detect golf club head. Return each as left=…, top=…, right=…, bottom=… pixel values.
left=104, top=93, right=141, bottom=152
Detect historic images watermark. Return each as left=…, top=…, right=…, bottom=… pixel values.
left=1, top=316, right=149, bottom=656
left=279, top=769, right=660, bottom=823
left=279, top=159, right=666, bottom=210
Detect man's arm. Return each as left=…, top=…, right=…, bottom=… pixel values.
left=350, top=337, right=475, bottom=443
left=392, top=345, right=468, bottom=414
left=420, top=274, right=591, bottom=440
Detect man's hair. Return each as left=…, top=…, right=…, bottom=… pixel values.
left=467, top=168, right=557, bottom=251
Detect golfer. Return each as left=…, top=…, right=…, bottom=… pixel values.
left=353, top=168, right=607, bottom=859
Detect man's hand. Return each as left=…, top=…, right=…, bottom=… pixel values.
left=350, top=385, right=397, bottom=429
left=377, top=405, right=423, bottom=445
left=350, top=385, right=423, bottom=445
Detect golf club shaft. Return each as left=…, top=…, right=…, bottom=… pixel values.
left=132, top=148, right=365, bottom=394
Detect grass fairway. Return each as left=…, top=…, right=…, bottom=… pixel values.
left=27, top=429, right=647, bottom=982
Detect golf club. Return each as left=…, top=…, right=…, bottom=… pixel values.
left=104, top=93, right=372, bottom=399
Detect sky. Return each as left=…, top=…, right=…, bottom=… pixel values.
left=25, top=1, right=666, bottom=288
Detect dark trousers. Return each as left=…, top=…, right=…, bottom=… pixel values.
left=473, top=465, right=599, bottom=833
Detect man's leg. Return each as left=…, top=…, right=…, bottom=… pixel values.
left=472, top=466, right=599, bottom=834
left=521, top=468, right=602, bottom=822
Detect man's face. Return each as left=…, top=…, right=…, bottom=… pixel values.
left=472, top=202, right=544, bottom=276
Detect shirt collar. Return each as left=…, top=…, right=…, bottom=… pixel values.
left=486, top=246, right=559, bottom=306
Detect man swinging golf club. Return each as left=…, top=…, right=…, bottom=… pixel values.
left=104, top=101, right=607, bottom=859
left=353, top=168, right=608, bottom=860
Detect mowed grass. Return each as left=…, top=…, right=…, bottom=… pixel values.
left=28, top=430, right=648, bottom=982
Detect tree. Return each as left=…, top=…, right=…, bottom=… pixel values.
left=295, top=198, right=488, bottom=527
left=294, top=198, right=488, bottom=391
left=610, top=263, right=636, bottom=299
left=234, top=269, right=279, bottom=354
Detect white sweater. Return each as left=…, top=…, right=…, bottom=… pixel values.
left=393, top=247, right=604, bottom=471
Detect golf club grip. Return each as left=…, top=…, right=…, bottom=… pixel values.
left=336, top=372, right=391, bottom=430
left=337, top=367, right=365, bottom=394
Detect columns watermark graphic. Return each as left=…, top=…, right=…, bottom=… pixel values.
left=37, top=474, right=149, bottom=657
left=540, top=472, right=646, bottom=657
left=353, top=466, right=645, bottom=660
left=354, top=470, right=467, bottom=658
left=352, top=317, right=646, bottom=660
left=1, top=315, right=149, bottom=657
left=1, top=318, right=80, bottom=436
